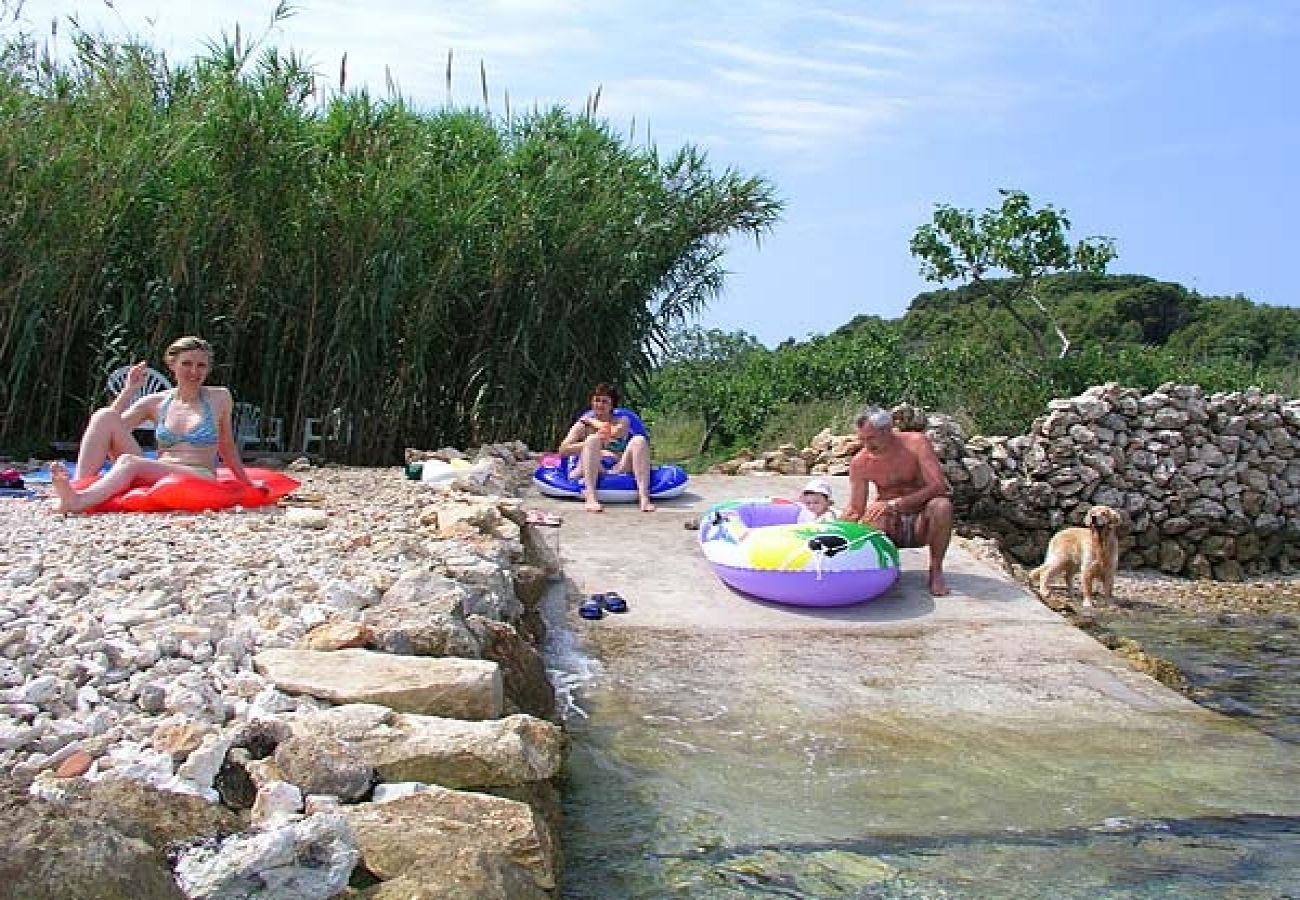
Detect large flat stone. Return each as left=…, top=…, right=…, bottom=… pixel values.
left=286, top=704, right=563, bottom=789
left=342, top=786, right=555, bottom=892
left=253, top=648, right=502, bottom=720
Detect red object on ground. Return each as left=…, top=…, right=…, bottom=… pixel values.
left=75, top=467, right=299, bottom=513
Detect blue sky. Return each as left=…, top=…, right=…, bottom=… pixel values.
left=28, top=0, right=1300, bottom=347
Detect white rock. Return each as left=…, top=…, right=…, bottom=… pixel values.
left=285, top=508, right=329, bottom=530
left=18, top=675, right=64, bottom=707
left=173, top=813, right=358, bottom=900
left=372, top=781, right=427, bottom=803
left=251, top=780, right=304, bottom=827
left=175, top=732, right=234, bottom=789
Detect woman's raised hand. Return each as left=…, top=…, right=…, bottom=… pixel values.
left=125, top=360, right=149, bottom=391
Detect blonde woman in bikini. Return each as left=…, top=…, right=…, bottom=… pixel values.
left=557, top=382, right=655, bottom=513
left=50, top=336, right=263, bottom=513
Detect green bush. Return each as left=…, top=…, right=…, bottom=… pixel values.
left=755, top=397, right=862, bottom=450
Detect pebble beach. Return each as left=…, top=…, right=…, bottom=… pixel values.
left=0, top=448, right=583, bottom=896
left=1, top=455, right=548, bottom=783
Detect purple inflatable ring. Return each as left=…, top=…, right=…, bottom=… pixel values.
left=698, top=497, right=900, bottom=607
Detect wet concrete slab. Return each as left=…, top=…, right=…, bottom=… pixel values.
left=535, top=475, right=1201, bottom=714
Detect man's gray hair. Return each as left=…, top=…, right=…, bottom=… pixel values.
left=856, top=406, right=894, bottom=430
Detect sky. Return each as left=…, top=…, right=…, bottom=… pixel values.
left=22, top=0, right=1300, bottom=347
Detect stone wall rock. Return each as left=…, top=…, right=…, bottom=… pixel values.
left=0, top=779, right=241, bottom=900
left=172, top=811, right=359, bottom=899
left=284, top=703, right=564, bottom=790
left=254, top=648, right=504, bottom=720
left=342, top=785, right=557, bottom=895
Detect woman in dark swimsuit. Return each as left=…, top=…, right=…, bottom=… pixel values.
left=50, top=336, right=263, bottom=513
left=557, top=382, right=655, bottom=513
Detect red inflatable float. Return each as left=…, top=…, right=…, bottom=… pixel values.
left=73, top=467, right=300, bottom=514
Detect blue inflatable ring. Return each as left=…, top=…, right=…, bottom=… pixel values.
left=532, top=407, right=688, bottom=503
left=533, top=459, right=689, bottom=503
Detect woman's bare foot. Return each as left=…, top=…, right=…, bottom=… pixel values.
left=640, top=499, right=656, bottom=512
left=49, top=461, right=81, bottom=513
left=929, top=571, right=951, bottom=596
left=584, top=496, right=603, bottom=513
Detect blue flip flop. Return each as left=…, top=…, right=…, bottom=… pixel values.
left=578, top=595, right=605, bottom=620
left=602, top=591, right=628, bottom=614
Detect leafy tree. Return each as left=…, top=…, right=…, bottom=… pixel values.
left=909, top=189, right=1117, bottom=365
left=1111, top=281, right=1200, bottom=344
left=646, top=326, right=766, bottom=452
left=1166, top=295, right=1300, bottom=369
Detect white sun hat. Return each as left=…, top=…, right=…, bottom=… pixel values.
left=801, top=477, right=834, bottom=499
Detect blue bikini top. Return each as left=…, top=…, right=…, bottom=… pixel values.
left=155, top=389, right=219, bottom=448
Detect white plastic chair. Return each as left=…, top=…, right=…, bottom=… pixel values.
left=232, top=402, right=263, bottom=452
left=262, top=417, right=284, bottom=452
left=302, top=408, right=351, bottom=453
left=106, top=365, right=173, bottom=430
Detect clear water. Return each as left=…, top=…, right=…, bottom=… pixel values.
left=1087, top=608, right=1300, bottom=745
left=545, top=586, right=1300, bottom=898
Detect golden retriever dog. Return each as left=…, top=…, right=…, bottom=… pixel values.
left=1029, top=505, right=1122, bottom=606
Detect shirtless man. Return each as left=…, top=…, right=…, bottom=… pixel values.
left=843, top=406, right=954, bottom=596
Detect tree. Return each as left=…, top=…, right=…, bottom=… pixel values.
left=648, top=326, right=765, bottom=452
left=1112, top=281, right=1199, bottom=345
left=909, top=189, right=1117, bottom=364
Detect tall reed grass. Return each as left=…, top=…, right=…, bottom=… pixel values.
left=0, top=16, right=780, bottom=460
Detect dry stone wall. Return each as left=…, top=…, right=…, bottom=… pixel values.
left=723, top=383, right=1300, bottom=580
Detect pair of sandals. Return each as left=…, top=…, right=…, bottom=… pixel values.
left=579, top=591, right=628, bottom=620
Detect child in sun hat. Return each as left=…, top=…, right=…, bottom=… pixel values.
left=797, top=477, right=839, bottom=523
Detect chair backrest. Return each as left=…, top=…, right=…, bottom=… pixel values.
left=232, top=402, right=261, bottom=447
left=106, top=365, right=174, bottom=429
left=302, top=407, right=351, bottom=453
left=617, top=407, right=649, bottom=439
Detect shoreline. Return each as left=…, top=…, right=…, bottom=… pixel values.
left=958, top=533, right=1300, bottom=616
left=1, top=459, right=1294, bottom=894
left=959, top=533, right=1300, bottom=699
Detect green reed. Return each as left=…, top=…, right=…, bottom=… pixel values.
left=0, top=16, right=780, bottom=460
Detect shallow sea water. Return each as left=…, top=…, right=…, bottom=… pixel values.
left=545, top=585, right=1300, bottom=899
left=1090, top=607, right=1300, bottom=746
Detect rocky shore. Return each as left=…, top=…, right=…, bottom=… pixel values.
left=0, top=446, right=566, bottom=898
left=5, top=404, right=1298, bottom=898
